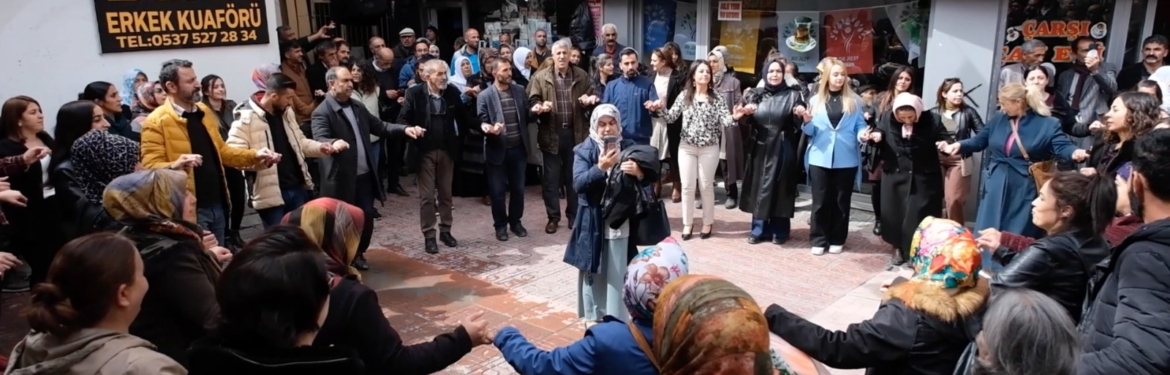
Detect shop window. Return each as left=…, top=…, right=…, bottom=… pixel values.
left=1001, top=0, right=1115, bottom=83
left=477, top=0, right=559, bottom=51
left=641, top=0, right=700, bottom=62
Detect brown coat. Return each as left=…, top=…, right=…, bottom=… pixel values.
left=527, top=66, right=592, bottom=154
left=281, top=60, right=318, bottom=123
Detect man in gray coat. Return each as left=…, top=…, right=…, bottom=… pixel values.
left=477, top=58, right=537, bottom=241
left=1057, top=36, right=1118, bottom=149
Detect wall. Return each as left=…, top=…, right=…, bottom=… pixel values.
left=0, top=0, right=280, bottom=133
left=601, top=0, right=637, bottom=47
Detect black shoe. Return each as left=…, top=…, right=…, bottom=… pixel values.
left=352, top=254, right=371, bottom=270
left=225, top=230, right=245, bottom=252
left=747, top=236, right=763, bottom=244
left=495, top=227, right=509, bottom=241
left=872, top=221, right=881, bottom=236
left=425, top=238, right=439, bottom=254
left=390, top=184, right=409, bottom=196
left=439, top=232, right=458, bottom=247
left=568, top=218, right=575, bottom=230
left=681, top=226, right=695, bottom=241
left=772, top=237, right=788, bottom=245
left=699, top=225, right=713, bottom=240
left=511, top=223, right=528, bottom=237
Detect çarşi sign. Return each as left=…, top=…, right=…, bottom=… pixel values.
left=717, top=1, right=742, bottom=21
left=92, top=0, right=270, bottom=54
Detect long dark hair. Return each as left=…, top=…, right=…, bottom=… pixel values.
left=879, top=65, right=916, bottom=111
left=200, top=74, right=223, bottom=100
left=23, top=233, right=140, bottom=337
left=1, top=96, right=41, bottom=141
left=1110, top=91, right=1162, bottom=142
left=936, top=78, right=965, bottom=111
left=683, top=61, right=718, bottom=106
left=352, top=59, right=379, bottom=94
left=50, top=100, right=99, bottom=172
left=1046, top=171, right=1117, bottom=235
left=78, top=81, right=114, bottom=102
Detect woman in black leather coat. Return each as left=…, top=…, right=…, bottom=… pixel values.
left=739, top=55, right=805, bottom=245
left=987, top=170, right=1116, bottom=323
left=926, top=78, right=984, bottom=227
left=49, top=101, right=111, bottom=242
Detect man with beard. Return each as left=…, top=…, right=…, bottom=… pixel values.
left=313, top=66, right=423, bottom=270
left=452, top=28, right=483, bottom=75
left=399, top=59, right=479, bottom=254
left=531, top=29, right=551, bottom=64
left=1078, top=129, right=1170, bottom=374
left=592, top=24, right=626, bottom=68
left=141, top=59, right=280, bottom=244
left=601, top=48, right=662, bottom=145
left=334, top=38, right=352, bottom=66
left=277, top=23, right=333, bottom=57
left=1118, top=35, right=1169, bottom=91
left=308, top=40, right=340, bottom=104
left=227, top=73, right=348, bottom=227
left=280, top=42, right=317, bottom=123
left=477, top=58, right=533, bottom=241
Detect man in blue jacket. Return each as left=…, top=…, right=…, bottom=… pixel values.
left=601, top=48, right=662, bottom=146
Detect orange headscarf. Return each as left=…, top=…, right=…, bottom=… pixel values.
left=281, top=198, right=365, bottom=278
left=651, top=275, right=773, bottom=375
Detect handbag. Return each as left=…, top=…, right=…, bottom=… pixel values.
left=632, top=198, right=671, bottom=247
left=1009, top=118, right=1057, bottom=190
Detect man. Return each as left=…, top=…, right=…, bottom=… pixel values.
left=1078, top=129, right=1170, bottom=374
left=528, top=39, right=593, bottom=233
left=498, top=32, right=513, bottom=49
left=313, top=66, right=422, bottom=269
left=395, top=28, right=417, bottom=64
left=602, top=48, right=662, bottom=145
left=399, top=60, right=479, bottom=254
left=277, top=23, right=333, bottom=56
left=368, top=36, right=387, bottom=56
left=227, top=73, right=348, bottom=227
left=307, top=40, right=339, bottom=104
left=999, top=39, right=1049, bottom=91
left=141, top=59, right=278, bottom=244
left=370, top=46, right=409, bottom=196
left=280, top=42, right=316, bottom=123
left=531, top=29, right=551, bottom=64
left=452, top=28, right=482, bottom=75
left=592, top=24, right=626, bottom=68
left=334, top=38, right=352, bottom=65
left=399, top=40, right=434, bottom=88
left=1118, top=35, right=1169, bottom=90
left=477, top=58, right=533, bottom=241
left=1057, top=36, right=1118, bottom=148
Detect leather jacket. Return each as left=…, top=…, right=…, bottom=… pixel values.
left=51, top=160, right=120, bottom=239
left=926, top=105, right=984, bottom=158
left=991, top=230, right=1110, bottom=323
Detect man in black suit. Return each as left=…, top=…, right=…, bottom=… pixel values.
left=398, top=59, right=478, bottom=254
left=312, top=66, right=424, bottom=269
left=477, top=58, right=535, bottom=241
left=306, top=40, right=339, bottom=104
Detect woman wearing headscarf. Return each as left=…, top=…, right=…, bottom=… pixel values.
left=565, top=104, right=645, bottom=324
left=494, top=238, right=689, bottom=374
left=283, top=198, right=487, bottom=374
left=68, top=130, right=140, bottom=237
left=512, top=46, right=535, bottom=87
left=122, top=68, right=147, bottom=108
left=708, top=46, right=745, bottom=209
left=103, top=169, right=226, bottom=366
left=650, top=274, right=775, bottom=374
left=130, top=81, right=165, bottom=133
left=863, top=93, right=945, bottom=264
left=765, top=217, right=989, bottom=375
left=739, top=55, right=804, bottom=245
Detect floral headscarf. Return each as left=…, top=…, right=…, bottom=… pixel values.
left=624, top=237, right=689, bottom=322
left=908, top=216, right=982, bottom=289
left=122, top=68, right=144, bottom=107
left=136, top=81, right=163, bottom=109
left=652, top=275, right=773, bottom=375
left=589, top=103, right=622, bottom=147
left=103, top=169, right=200, bottom=240
left=282, top=198, right=365, bottom=278
left=252, top=63, right=281, bottom=92
left=73, top=130, right=140, bottom=205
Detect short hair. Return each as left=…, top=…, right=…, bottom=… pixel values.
left=421, top=59, right=448, bottom=76
left=619, top=48, right=639, bottom=60
left=334, top=39, right=350, bottom=49
left=602, top=23, right=617, bottom=34
left=280, top=41, right=300, bottom=56
left=413, top=40, right=430, bottom=50
left=552, top=38, right=573, bottom=53
left=977, top=289, right=1079, bottom=375
left=315, top=40, right=337, bottom=57
left=215, top=225, right=331, bottom=348
left=158, top=59, right=193, bottom=86
left=325, top=66, right=347, bottom=85
left=1132, top=129, right=1170, bottom=200
left=1072, top=36, right=1096, bottom=49
left=1138, top=80, right=1164, bottom=102
left=485, top=57, right=511, bottom=75
left=1144, top=34, right=1170, bottom=49
left=266, top=73, right=297, bottom=92
left=24, top=233, right=140, bottom=337
left=1021, top=39, right=1047, bottom=53
left=276, top=25, right=291, bottom=34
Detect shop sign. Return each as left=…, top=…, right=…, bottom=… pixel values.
left=717, top=1, right=743, bottom=21
left=1003, top=19, right=1108, bottom=63
left=92, top=0, right=270, bottom=54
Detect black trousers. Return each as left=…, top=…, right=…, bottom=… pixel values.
left=354, top=173, right=376, bottom=255
left=225, top=167, right=246, bottom=232
left=487, top=146, right=528, bottom=228
left=809, top=165, right=857, bottom=248
left=542, top=128, right=578, bottom=222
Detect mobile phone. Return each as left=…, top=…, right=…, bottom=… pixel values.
left=1087, top=42, right=1100, bottom=59
left=602, top=135, right=620, bottom=151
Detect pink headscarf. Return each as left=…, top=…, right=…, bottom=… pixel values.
left=252, top=63, right=281, bottom=92
left=892, top=92, right=923, bottom=138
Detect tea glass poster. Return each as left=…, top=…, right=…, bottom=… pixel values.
left=776, top=11, right=821, bottom=73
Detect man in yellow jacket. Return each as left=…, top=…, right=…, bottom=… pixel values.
left=141, top=59, right=279, bottom=245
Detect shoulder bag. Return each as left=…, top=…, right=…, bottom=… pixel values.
left=1009, top=118, right=1056, bottom=190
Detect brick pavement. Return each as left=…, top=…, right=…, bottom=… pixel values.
left=0, top=182, right=896, bottom=374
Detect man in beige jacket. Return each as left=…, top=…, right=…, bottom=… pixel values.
left=227, top=72, right=349, bottom=227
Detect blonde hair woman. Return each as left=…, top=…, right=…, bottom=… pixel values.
left=799, top=57, right=868, bottom=256
left=939, top=83, right=1087, bottom=271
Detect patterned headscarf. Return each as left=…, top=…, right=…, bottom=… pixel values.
left=624, top=237, right=689, bottom=322
left=122, top=68, right=144, bottom=107
left=282, top=198, right=365, bottom=278
left=103, top=169, right=200, bottom=240
left=709, top=46, right=729, bottom=85
left=252, top=63, right=281, bottom=92
left=73, top=130, right=140, bottom=205
left=136, top=81, right=163, bottom=110
left=652, top=275, right=773, bottom=375
left=908, top=217, right=982, bottom=289
left=589, top=104, right=622, bottom=147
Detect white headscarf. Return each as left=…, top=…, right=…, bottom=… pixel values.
left=513, top=47, right=533, bottom=79
left=1151, top=66, right=1170, bottom=108
left=450, top=55, right=471, bottom=91
left=590, top=103, right=622, bottom=147
left=709, top=47, right=729, bottom=85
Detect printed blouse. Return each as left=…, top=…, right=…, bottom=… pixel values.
left=659, top=92, right=735, bottom=148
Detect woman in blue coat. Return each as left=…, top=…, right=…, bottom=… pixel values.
left=940, top=83, right=1086, bottom=270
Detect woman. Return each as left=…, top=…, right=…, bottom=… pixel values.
left=282, top=198, right=487, bottom=374
left=801, top=57, right=868, bottom=255
left=103, top=169, right=225, bottom=366
left=927, top=78, right=984, bottom=226
left=660, top=61, right=742, bottom=240
left=663, top=41, right=684, bottom=67
left=592, top=54, right=615, bottom=98
left=649, top=48, right=683, bottom=201
left=80, top=81, right=137, bottom=141
left=565, top=104, right=648, bottom=323
left=70, top=130, right=139, bottom=236
left=1023, top=66, right=1077, bottom=136
left=200, top=74, right=246, bottom=250
left=50, top=101, right=111, bottom=240
left=499, top=44, right=514, bottom=63
left=940, top=83, right=1084, bottom=264
left=0, top=96, right=63, bottom=286
left=1082, top=92, right=1160, bottom=175
left=970, top=289, right=1080, bottom=375
left=868, top=66, right=916, bottom=235
left=5, top=233, right=185, bottom=374
left=450, top=55, right=476, bottom=96
left=512, top=46, right=536, bottom=87
left=131, top=81, right=166, bottom=132
left=187, top=227, right=364, bottom=374
left=866, top=93, right=945, bottom=265
left=708, top=47, right=745, bottom=210
left=351, top=60, right=387, bottom=199
left=652, top=274, right=775, bottom=374
left=493, top=238, right=688, bottom=374
left=767, top=217, right=988, bottom=375
left=122, top=68, right=148, bottom=108
left=739, top=55, right=804, bottom=245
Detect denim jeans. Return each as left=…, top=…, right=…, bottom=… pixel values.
left=751, top=217, right=792, bottom=241
left=487, top=146, right=527, bottom=228
left=257, top=188, right=312, bottom=228
left=197, top=205, right=227, bottom=246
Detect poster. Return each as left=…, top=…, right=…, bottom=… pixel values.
left=92, top=0, right=269, bottom=53
left=642, top=0, right=677, bottom=57
left=674, top=1, right=698, bottom=61
left=884, top=1, right=925, bottom=66
left=776, top=11, right=820, bottom=73
left=718, top=10, right=762, bottom=74
left=717, top=1, right=743, bottom=21
left=822, top=8, right=874, bottom=74
left=589, top=0, right=604, bottom=41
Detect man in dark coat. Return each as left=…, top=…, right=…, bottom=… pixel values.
left=477, top=58, right=535, bottom=242
left=312, top=66, right=422, bottom=270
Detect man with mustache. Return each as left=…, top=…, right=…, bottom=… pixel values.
left=1118, top=35, right=1169, bottom=91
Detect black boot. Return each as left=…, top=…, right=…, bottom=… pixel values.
left=225, top=230, right=245, bottom=253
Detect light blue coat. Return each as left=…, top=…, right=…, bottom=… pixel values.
left=801, top=93, right=867, bottom=185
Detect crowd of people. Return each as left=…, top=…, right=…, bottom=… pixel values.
left=0, top=20, right=1169, bottom=375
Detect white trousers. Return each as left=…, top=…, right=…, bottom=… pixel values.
left=678, top=141, right=720, bottom=227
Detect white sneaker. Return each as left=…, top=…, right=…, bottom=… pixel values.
left=811, top=247, right=826, bottom=255
left=829, top=245, right=844, bottom=254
